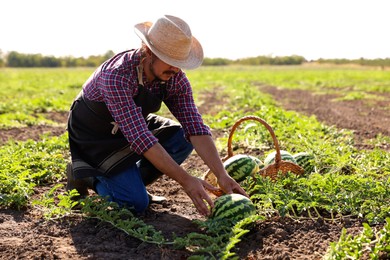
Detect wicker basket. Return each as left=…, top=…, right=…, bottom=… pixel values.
left=204, top=115, right=304, bottom=196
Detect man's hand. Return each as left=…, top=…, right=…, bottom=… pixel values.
left=189, top=134, right=249, bottom=199
left=216, top=174, right=249, bottom=198
left=180, top=176, right=216, bottom=216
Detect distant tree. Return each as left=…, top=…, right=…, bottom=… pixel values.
left=317, top=58, right=390, bottom=67
left=203, top=57, right=232, bottom=66
left=6, top=51, right=23, bottom=67
left=61, top=56, right=78, bottom=67
left=41, top=56, right=61, bottom=67
left=103, top=50, right=115, bottom=60
left=233, top=55, right=306, bottom=66
left=75, top=57, right=87, bottom=67
left=0, top=49, right=4, bottom=67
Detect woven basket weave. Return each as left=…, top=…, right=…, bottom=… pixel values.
left=204, top=115, right=304, bottom=196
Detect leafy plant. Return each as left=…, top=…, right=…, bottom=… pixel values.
left=243, top=172, right=390, bottom=224
left=324, top=218, right=390, bottom=259
left=0, top=134, right=68, bottom=209
left=32, top=184, right=79, bottom=220
left=80, top=196, right=169, bottom=245
left=79, top=195, right=262, bottom=259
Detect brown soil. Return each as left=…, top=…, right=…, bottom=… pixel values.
left=260, top=86, right=390, bottom=151
left=1, top=86, right=389, bottom=259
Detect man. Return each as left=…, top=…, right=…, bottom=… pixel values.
left=66, top=15, right=247, bottom=216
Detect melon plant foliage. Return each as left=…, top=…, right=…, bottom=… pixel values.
left=1, top=67, right=390, bottom=258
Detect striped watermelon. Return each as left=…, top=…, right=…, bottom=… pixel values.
left=210, top=193, right=256, bottom=222
left=293, top=152, right=315, bottom=174
left=249, top=155, right=265, bottom=170
left=264, top=150, right=297, bottom=166
left=223, top=154, right=259, bottom=182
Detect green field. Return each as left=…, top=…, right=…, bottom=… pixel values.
left=0, top=66, right=389, bottom=259
left=1, top=66, right=389, bottom=128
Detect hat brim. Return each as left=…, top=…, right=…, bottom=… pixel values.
left=134, top=21, right=203, bottom=70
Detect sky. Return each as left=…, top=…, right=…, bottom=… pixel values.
left=1, top=0, right=389, bottom=61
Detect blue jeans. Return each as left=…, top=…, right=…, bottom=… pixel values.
left=95, top=129, right=193, bottom=213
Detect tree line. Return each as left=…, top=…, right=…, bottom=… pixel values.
left=0, top=50, right=115, bottom=68
left=0, top=50, right=389, bottom=68
left=316, top=58, right=390, bottom=67
left=203, top=55, right=306, bottom=66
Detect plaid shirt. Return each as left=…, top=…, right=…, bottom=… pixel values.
left=82, top=49, right=211, bottom=155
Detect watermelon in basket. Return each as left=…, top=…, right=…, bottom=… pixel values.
left=203, top=116, right=304, bottom=196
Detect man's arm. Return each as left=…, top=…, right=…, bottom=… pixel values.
left=143, top=143, right=215, bottom=216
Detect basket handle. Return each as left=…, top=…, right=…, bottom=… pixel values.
left=227, top=116, right=282, bottom=165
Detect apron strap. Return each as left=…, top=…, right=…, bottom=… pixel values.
left=136, top=65, right=144, bottom=86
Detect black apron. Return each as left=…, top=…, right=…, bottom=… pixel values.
left=67, top=65, right=181, bottom=178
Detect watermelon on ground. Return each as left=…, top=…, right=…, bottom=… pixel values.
left=210, top=193, right=256, bottom=223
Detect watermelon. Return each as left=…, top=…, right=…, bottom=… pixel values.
left=293, top=152, right=315, bottom=174
left=249, top=155, right=265, bottom=170
left=223, top=154, right=259, bottom=182
left=264, top=150, right=297, bottom=166
left=210, top=193, right=256, bottom=223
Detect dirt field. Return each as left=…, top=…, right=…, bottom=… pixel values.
left=0, top=86, right=389, bottom=259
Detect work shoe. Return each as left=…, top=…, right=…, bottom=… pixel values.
left=147, top=191, right=166, bottom=204
left=66, top=163, right=94, bottom=199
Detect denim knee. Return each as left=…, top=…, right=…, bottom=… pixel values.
left=164, top=129, right=194, bottom=164
left=95, top=165, right=149, bottom=213
left=95, top=179, right=149, bottom=213
left=119, top=193, right=149, bottom=213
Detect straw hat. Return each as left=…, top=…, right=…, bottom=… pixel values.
left=134, top=15, right=203, bottom=70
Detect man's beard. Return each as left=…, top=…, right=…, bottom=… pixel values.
left=150, top=57, right=177, bottom=81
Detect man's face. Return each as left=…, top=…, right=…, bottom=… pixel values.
left=149, top=54, right=180, bottom=81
